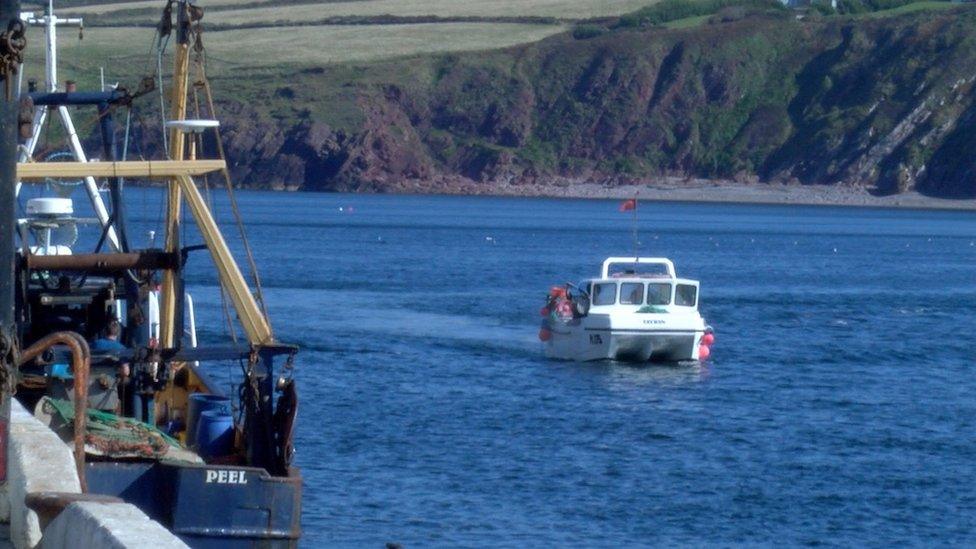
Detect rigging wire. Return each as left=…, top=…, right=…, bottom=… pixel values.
left=190, top=75, right=238, bottom=346
left=155, top=32, right=171, bottom=156
left=122, top=107, right=132, bottom=162
left=193, top=49, right=271, bottom=326
left=186, top=77, right=237, bottom=396
left=125, top=102, right=167, bottom=243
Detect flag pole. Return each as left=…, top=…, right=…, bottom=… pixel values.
left=632, top=194, right=639, bottom=265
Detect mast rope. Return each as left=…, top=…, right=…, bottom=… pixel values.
left=189, top=74, right=239, bottom=345
left=151, top=16, right=171, bottom=156
left=191, top=43, right=271, bottom=326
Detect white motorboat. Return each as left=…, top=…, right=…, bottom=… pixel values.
left=539, top=257, right=714, bottom=362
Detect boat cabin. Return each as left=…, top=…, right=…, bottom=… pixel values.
left=578, top=257, right=699, bottom=310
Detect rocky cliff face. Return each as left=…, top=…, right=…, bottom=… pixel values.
left=209, top=8, right=976, bottom=198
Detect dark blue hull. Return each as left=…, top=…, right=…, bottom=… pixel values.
left=86, top=460, right=301, bottom=547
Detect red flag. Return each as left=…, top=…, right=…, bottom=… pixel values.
left=619, top=198, right=637, bottom=212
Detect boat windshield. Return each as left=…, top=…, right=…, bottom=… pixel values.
left=620, top=282, right=643, bottom=305
left=646, top=283, right=672, bottom=305
left=675, top=284, right=698, bottom=307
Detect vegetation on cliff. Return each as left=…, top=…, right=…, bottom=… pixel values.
left=196, top=3, right=976, bottom=198
left=28, top=0, right=976, bottom=198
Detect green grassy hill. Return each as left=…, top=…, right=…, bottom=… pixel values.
left=26, top=0, right=654, bottom=72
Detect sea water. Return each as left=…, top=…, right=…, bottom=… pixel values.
left=112, top=190, right=976, bottom=545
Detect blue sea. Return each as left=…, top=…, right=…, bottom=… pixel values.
left=64, top=189, right=976, bottom=546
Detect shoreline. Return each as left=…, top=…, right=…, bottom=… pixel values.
left=498, top=182, right=976, bottom=211
left=216, top=176, right=975, bottom=210
left=358, top=178, right=976, bottom=211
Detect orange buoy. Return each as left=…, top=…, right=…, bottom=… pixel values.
left=698, top=344, right=710, bottom=360
left=702, top=332, right=715, bottom=346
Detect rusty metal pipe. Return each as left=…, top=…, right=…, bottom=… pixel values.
left=18, top=332, right=90, bottom=492
left=25, top=251, right=179, bottom=272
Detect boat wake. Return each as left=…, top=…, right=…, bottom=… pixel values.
left=190, top=286, right=540, bottom=356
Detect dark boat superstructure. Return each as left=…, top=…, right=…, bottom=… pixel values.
left=2, top=1, right=302, bottom=546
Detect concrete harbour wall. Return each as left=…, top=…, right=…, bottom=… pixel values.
left=1, top=400, right=80, bottom=548
left=1, top=399, right=186, bottom=548
left=41, top=502, right=188, bottom=549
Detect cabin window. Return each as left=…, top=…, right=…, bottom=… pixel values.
left=620, top=283, right=644, bottom=305
left=592, top=283, right=617, bottom=306
left=646, top=283, right=672, bottom=305
left=675, top=284, right=697, bottom=307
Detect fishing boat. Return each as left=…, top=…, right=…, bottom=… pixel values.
left=1, top=1, right=301, bottom=545
left=539, top=257, right=714, bottom=362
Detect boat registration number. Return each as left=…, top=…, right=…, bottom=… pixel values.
left=642, top=320, right=665, bottom=325
left=205, top=470, right=248, bottom=485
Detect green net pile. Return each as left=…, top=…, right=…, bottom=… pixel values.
left=40, top=397, right=184, bottom=459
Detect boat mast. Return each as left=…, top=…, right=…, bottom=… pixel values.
left=158, top=0, right=273, bottom=347
left=159, top=0, right=191, bottom=349
left=0, top=0, right=23, bottom=486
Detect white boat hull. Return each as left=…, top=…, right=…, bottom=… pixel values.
left=544, top=314, right=705, bottom=362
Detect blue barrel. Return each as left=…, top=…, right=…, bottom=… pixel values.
left=186, top=393, right=230, bottom=449
left=196, top=410, right=235, bottom=460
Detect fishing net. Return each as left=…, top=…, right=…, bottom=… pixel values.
left=36, top=396, right=191, bottom=461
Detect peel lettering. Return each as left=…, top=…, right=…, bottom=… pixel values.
left=205, top=470, right=248, bottom=484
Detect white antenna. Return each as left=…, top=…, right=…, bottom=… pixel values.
left=18, top=2, right=120, bottom=252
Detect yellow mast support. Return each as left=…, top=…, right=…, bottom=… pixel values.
left=177, top=175, right=273, bottom=344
